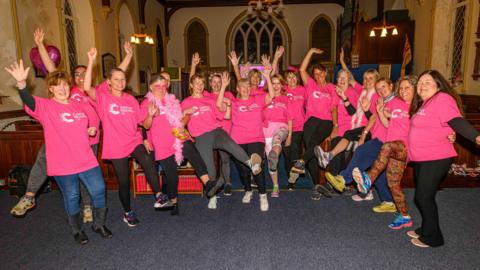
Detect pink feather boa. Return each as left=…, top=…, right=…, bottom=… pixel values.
left=145, top=92, right=184, bottom=165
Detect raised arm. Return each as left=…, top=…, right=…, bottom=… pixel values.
left=189, top=52, right=201, bottom=80
left=376, top=98, right=390, bottom=128
left=228, top=51, right=242, bottom=80
left=299, top=48, right=323, bottom=85
left=84, top=48, right=97, bottom=101
left=216, top=72, right=230, bottom=112
left=34, top=28, right=57, bottom=73
left=143, top=102, right=159, bottom=129
left=271, top=46, right=284, bottom=75
left=339, top=48, right=357, bottom=86
left=262, top=65, right=274, bottom=104
left=5, top=60, right=34, bottom=110
left=117, top=41, right=133, bottom=72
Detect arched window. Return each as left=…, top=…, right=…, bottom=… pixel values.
left=156, top=25, right=165, bottom=71
left=185, top=19, right=208, bottom=66
left=63, top=0, right=78, bottom=74
left=310, top=15, right=334, bottom=63
left=230, top=16, right=287, bottom=66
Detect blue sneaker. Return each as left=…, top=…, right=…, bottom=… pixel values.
left=123, top=211, right=140, bottom=227
left=388, top=213, right=413, bottom=230
left=154, top=193, right=171, bottom=209
left=352, top=167, right=372, bottom=195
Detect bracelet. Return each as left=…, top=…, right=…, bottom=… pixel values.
left=362, top=130, right=368, bottom=135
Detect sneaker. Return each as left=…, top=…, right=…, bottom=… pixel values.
left=242, top=191, right=253, bottom=204
left=154, top=193, right=170, bottom=209
left=351, top=191, right=374, bottom=201
left=407, top=230, right=420, bottom=239
left=324, top=172, right=345, bottom=192
left=411, top=238, right=430, bottom=248
left=314, top=145, right=330, bottom=168
left=223, top=184, right=232, bottom=196
left=123, top=211, right=140, bottom=227
left=271, top=185, right=279, bottom=198
left=10, top=195, right=35, bottom=218
left=288, top=172, right=299, bottom=184
left=259, top=194, right=269, bottom=211
left=373, top=202, right=397, bottom=213
left=352, top=167, right=372, bottom=195
left=83, top=205, right=93, bottom=223
left=341, top=186, right=355, bottom=197
left=208, top=196, right=217, bottom=209
left=290, top=160, right=305, bottom=174
left=248, top=153, right=263, bottom=176
left=311, top=188, right=322, bottom=201
left=316, top=183, right=339, bottom=198
left=205, top=178, right=224, bottom=198
left=267, top=151, right=279, bottom=172
left=287, top=183, right=296, bottom=191
left=388, top=213, right=413, bottom=230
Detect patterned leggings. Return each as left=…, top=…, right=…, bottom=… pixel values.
left=367, top=140, right=409, bottom=216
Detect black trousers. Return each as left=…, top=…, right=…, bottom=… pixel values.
left=111, top=144, right=160, bottom=212
left=413, top=157, right=453, bottom=247
left=283, top=131, right=303, bottom=174
left=302, top=117, right=333, bottom=185
left=234, top=142, right=266, bottom=194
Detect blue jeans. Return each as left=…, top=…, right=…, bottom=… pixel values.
left=340, top=139, right=393, bottom=202
left=54, top=166, right=106, bottom=216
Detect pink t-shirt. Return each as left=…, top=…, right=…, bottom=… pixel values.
left=385, top=97, right=411, bottom=145
left=285, top=86, right=306, bottom=132
left=25, top=97, right=98, bottom=176
left=204, top=91, right=235, bottom=134
left=181, top=95, right=223, bottom=137
left=230, top=94, right=267, bottom=144
left=408, top=92, right=461, bottom=161
left=140, top=99, right=176, bottom=161
left=94, top=81, right=143, bottom=159
left=250, top=86, right=265, bottom=96
left=370, top=94, right=388, bottom=142
left=305, top=77, right=337, bottom=121
left=263, top=95, right=291, bottom=126
left=336, top=86, right=360, bottom=137
left=70, top=85, right=100, bottom=145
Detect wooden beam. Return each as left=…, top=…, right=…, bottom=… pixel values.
left=159, top=0, right=345, bottom=8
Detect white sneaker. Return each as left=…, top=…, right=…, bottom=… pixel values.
left=242, top=191, right=253, bottom=204
left=248, top=153, right=263, bottom=175
left=208, top=196, right=217, bottom=209
left=259, top=194, right=269, bottom=212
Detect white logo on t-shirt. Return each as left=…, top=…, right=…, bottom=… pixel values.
left=70, top=93, right=82, bottom=102
left=312, top=91, right=329, bottom=99
left=60, top=113, right=74, bottom=123
left=109, top=104, right=120, bottom=115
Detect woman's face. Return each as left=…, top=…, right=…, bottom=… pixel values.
left=363, top=73, right=377, bottom=90
left=272, top=77, right=283, bottom=95
left=249, top=73, right=260, bottom=89
left=237, top=82, right=250, bottom=99
left=417, top=74, right=438, bottom=101
left=375, top=81, right=393, bottom=98
left=337, top=71, right=349, bottom=90
left=190, top=77, right=205, bottom=96
left=286, top=74, right=298, bottom=88
left=399, top=80, right=415, bottom=103
left=108, top=71, right=126, bottom=92
left=160, top=72, right=171, bottom=88
left=73, top=67, right=86, bottom=88
left=313, top=68, right=326, bottom=83
left=150, top=79, right=168, bottom=96
left=49, top=80, right=70, bottom=102
left=210, top=76, right=222, bottom=93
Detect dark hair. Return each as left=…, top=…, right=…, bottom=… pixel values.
left=149, top=73, right=166, bottom=85
left=311, top=64, right=326, bottom=74
left=108, top=67, right=125, bottom=79
left=73, top=65, right=87, bottom=74
left=394, top=75, right=417, bottom=96
left=409, top=69, right=464, bottom=117
left=376, top=77, right=393, bottom=86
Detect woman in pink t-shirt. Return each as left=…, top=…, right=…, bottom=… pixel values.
left=406, top=70, right=479, bottom=248
left=181, top=73, right=263, bottom=204
left=6, top=60, right=111, bottom=244
left=84, top=48, right=161, bottom=227
left=352, top=76, right=418, bottom=230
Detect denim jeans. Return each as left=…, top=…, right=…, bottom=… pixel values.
left=54, top=166, right=106, bottom=216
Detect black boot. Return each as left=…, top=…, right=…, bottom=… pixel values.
left=170, top=203, right=179, bottom=216
left=91, top=207, right=113, bottom=238
left=68, top=213, right=88, bottom=245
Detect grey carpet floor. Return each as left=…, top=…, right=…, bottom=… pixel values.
left=1, top=188, right=479, bottom=270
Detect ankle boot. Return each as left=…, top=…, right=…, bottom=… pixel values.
left=92, top=208, right=113, bottom=238
left=68, top=213, right=88, bottom=245
left=170, top=203, right=179, bottom=216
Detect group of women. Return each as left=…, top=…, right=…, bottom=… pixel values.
left=6, top=28, right=480, bottom=248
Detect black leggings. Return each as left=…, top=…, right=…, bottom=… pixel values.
left=111, top=144, right=160, bottom=212
left=302, top=117, right=333, bottom=185
left=284, top=131, right=303, bottom=173
left=413, top=157, right=453, bottom=247
left=234, top=142, right=266, bottom=194
left=157, top=140, right=208, bottom=199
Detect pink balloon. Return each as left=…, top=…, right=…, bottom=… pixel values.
left=29, top=46, right=61, bottom=76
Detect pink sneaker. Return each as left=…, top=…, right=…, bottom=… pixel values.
left=351, top=191, right=373, bottom=201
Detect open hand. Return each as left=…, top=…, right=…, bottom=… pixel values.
left=148, top=102, right=158, bottom=117
left=87, top=48, right=97, bottom=62
left=124, top=41, right=133, bottom=56
left=221, top=71, right=230, bottom=88
left=191, top=52, right=201, bottom=66
left=5, top=60, right=30, bottom=87
left=33, top=28, right=45, bottom=46
left=274, top=46, right=285, bottom=59
left=228, top=51, right=240, bottom=66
